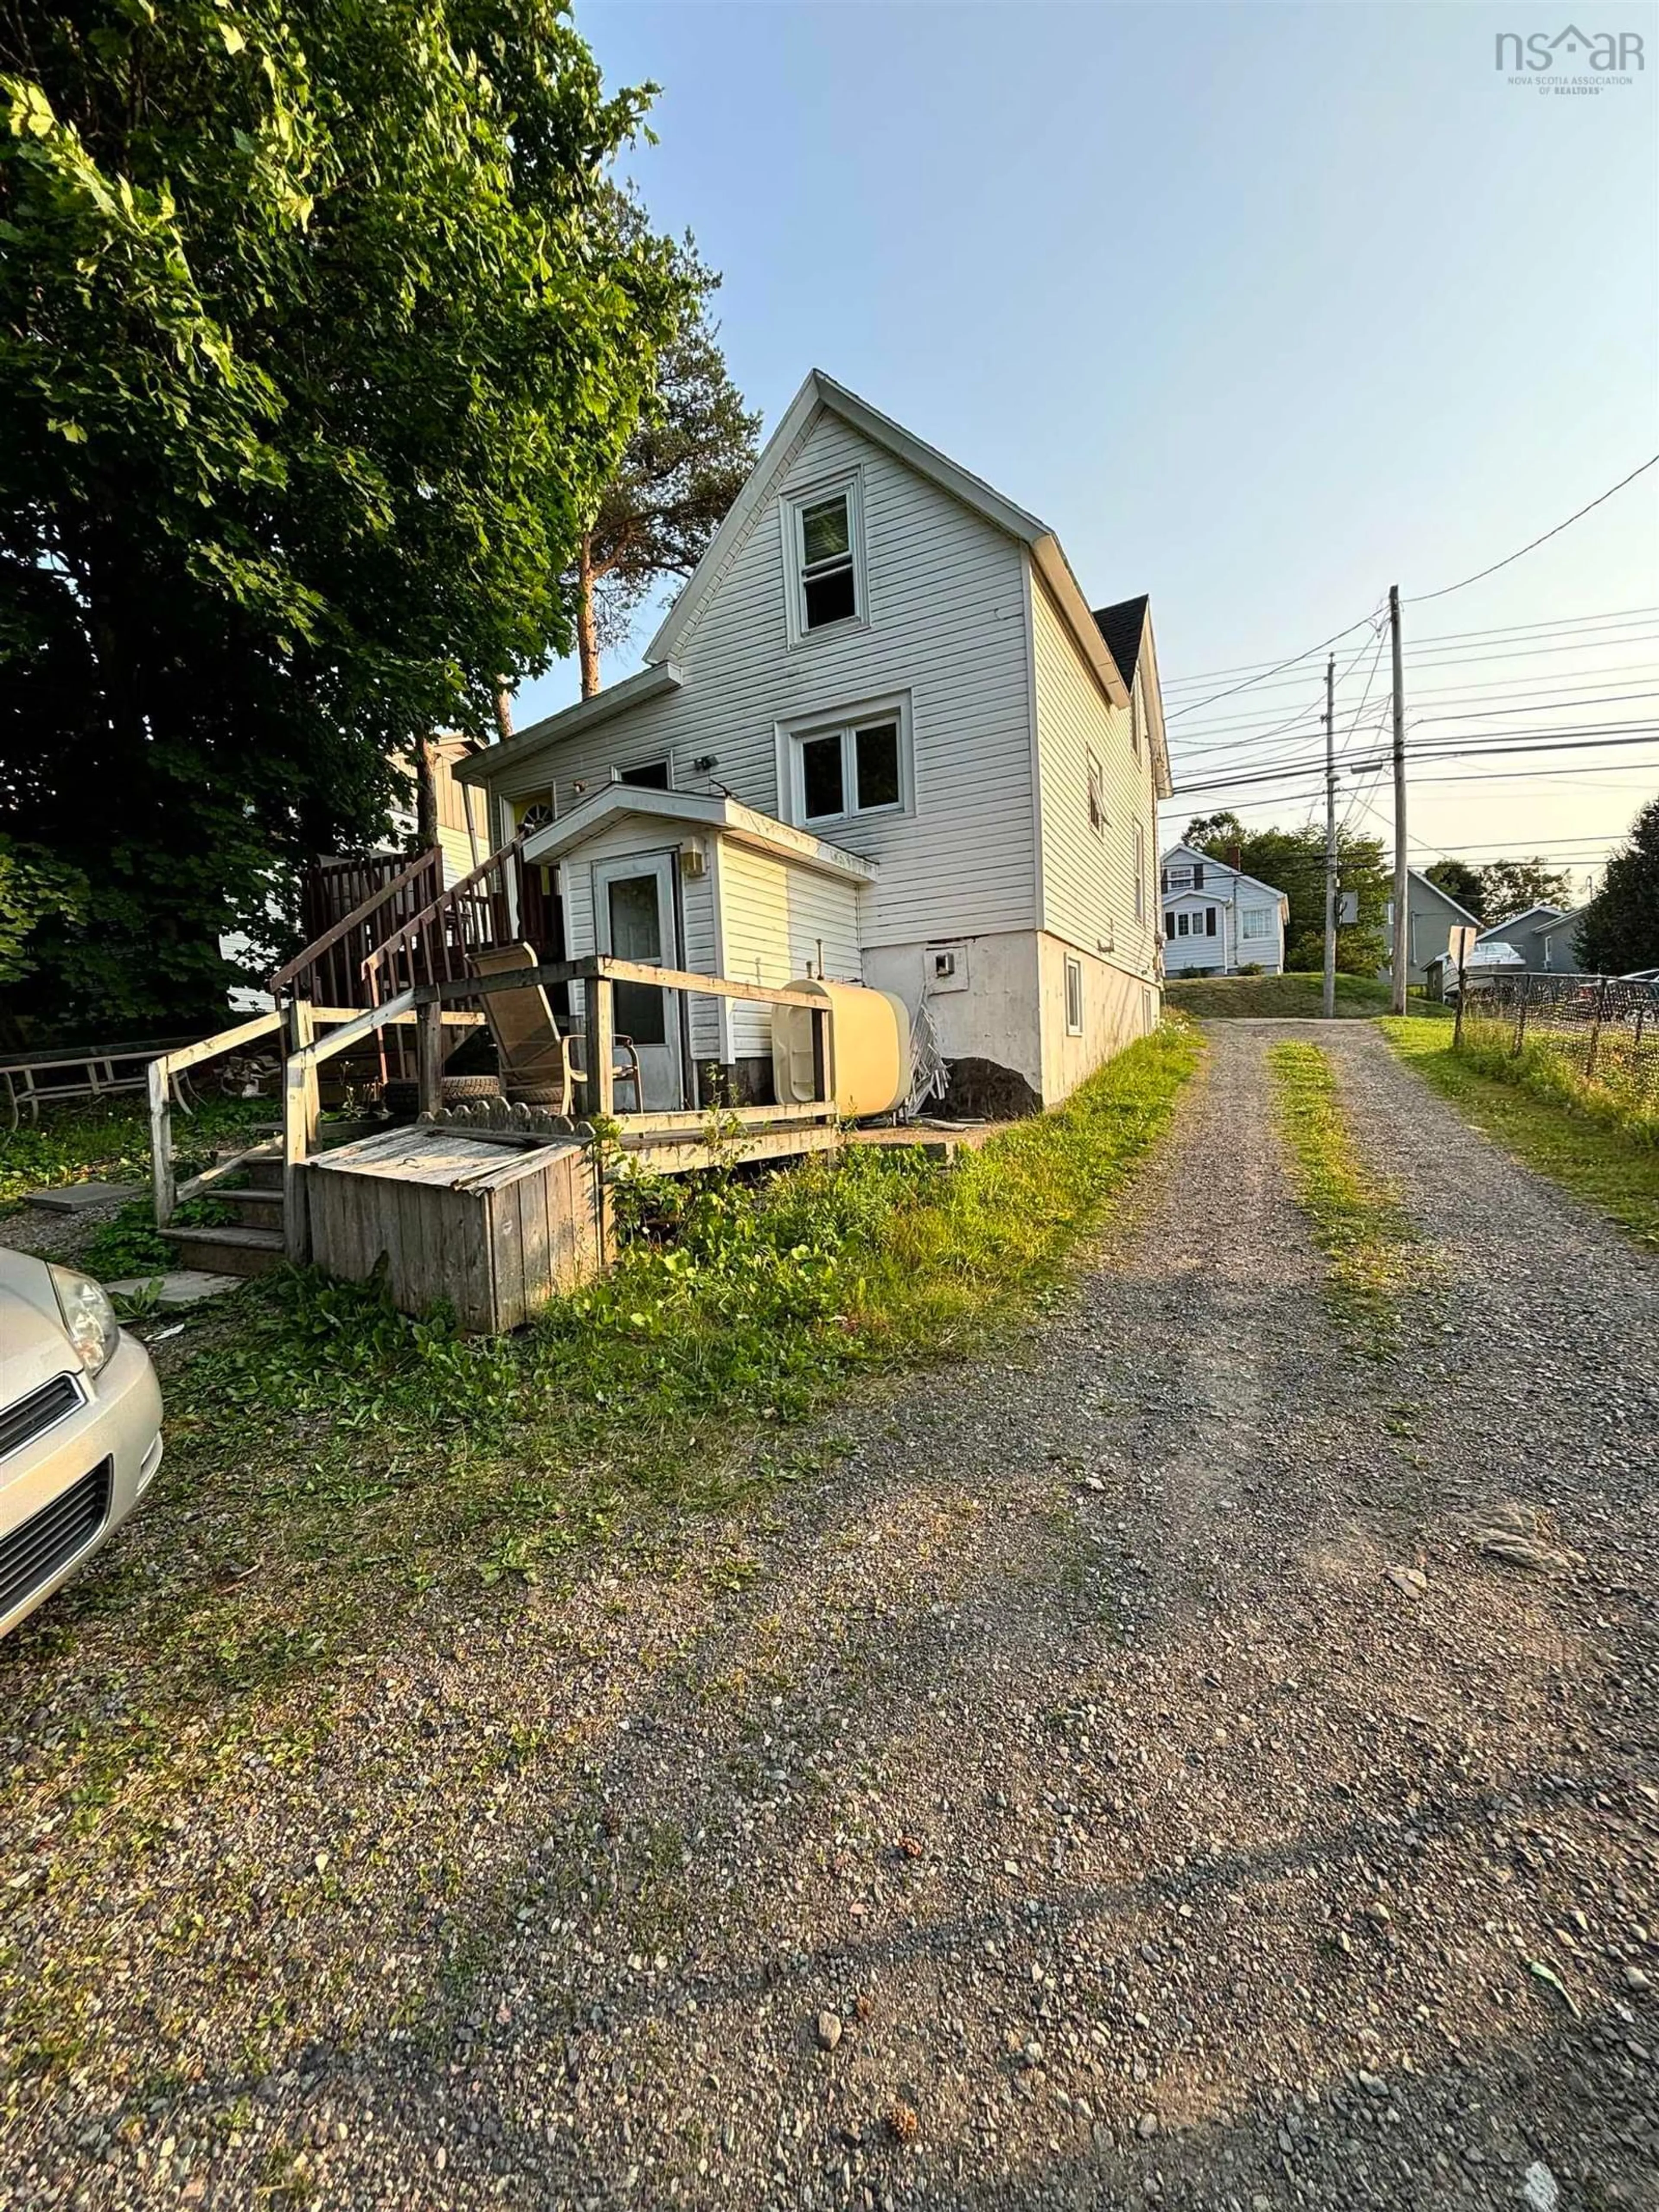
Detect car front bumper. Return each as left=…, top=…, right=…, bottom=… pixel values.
left=0, top=1332, right=163, bottom=1638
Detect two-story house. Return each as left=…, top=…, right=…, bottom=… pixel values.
left=455, top=371, right=1171, bottom=1116
left=1158, top=843, right=1289, bottom=975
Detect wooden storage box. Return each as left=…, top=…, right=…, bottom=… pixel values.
left=304, top=1124, right=606, bottom=1334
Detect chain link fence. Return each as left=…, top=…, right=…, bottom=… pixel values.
left=1456, top=972, right=1659, bottom=1107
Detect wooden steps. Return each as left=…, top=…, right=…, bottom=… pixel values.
left=213, top=1186, right=285, bottom=1230
left=158, top=1222, right=286, bottom=1278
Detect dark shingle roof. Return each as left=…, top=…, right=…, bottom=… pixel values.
left=1091, top=595, right=1150, bottom=691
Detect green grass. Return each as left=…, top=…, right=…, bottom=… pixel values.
left=0, top=1094, right=273, bottom=1210
left=1381, top=1017, right=1659, bottom=1250
left=1451, top=1007, right=1659, bottom=1145
left=1268, top=1040, right=1424, bottom=1350
left=12, top=1022, right=1203, bottom=1710
left=1166, top=971, right=1398, bottom=1021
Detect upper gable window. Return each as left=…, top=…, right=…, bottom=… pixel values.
left=782, top=474, right=866, bottom=643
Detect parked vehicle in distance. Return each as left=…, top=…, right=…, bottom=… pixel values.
left=1, top=1251, right=163, bottom=1638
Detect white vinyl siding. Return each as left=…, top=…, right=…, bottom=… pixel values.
left=1029, top=574, right=1157, bottom=980
left=557, top=823, right=723, bottom=1063
left=485, top=406, right=1037, bottom=949
left=715, top=841, right=862, bottom=1060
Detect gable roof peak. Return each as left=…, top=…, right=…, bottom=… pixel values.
left=645, top=367, right=1139, bottom=678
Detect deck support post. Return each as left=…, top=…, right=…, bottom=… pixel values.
left=149, top=1057, right=176, bottom=1228
left=591, top=975, right=617, bottom=1119
left=283, top=999, right=320, bottom=1265
left=416, top=997, right=444, bottom=1119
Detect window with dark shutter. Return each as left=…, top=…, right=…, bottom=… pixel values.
left=1205, top=908, right=1217, bottom=936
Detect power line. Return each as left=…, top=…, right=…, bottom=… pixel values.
left=1159, top=606, right=1659, bottom=690
left=1170, top=679, right=1659, bottom=762
left=1160, top=606, right=1659, bottom=691
left=1163, top=608, right=1383, bottom=723
left=1170, top=632, right=1659, bottom=716
left=1407, top=455, right=1659, bottom=605
left=1169, top=724, right=1659, bottom=796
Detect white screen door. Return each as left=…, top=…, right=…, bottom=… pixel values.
left=592, top=853, right=683, bottom=1110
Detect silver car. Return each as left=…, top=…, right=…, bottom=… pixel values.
left=0, top=1250, right=163, bottom=1638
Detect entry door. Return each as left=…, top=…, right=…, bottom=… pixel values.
left=592, top=853, right=683, bottom=1111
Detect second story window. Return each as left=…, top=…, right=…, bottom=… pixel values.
left=780, top=693, right=912, bottom=830
left=798, top=719, right=901, bottom=824
left=1086, top=751, right=1106, bottom=838
left=783, top=474, right=865, bottom=643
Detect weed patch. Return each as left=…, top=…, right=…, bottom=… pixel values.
left=1381, top=1018, right=1659, bottom=1248
left=1268, top=1040, right=1423, bottom=1351
left=15, top=1022, right=1201, bottom=1751
left=0, top=1095, right=271, bottom=1210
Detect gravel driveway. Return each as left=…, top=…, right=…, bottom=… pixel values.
left=3, top=1019, right=1655, bottom=2212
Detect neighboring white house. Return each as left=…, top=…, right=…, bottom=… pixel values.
left=455, top=369, right=1172, bottom=1115
left=1158, top=844, right=1288, bottom=975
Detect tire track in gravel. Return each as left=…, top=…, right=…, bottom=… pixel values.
left=7, top=1022, right=1657, bottom=2212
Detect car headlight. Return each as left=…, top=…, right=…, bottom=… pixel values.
left=48, top=1265, right=121, bottom=1378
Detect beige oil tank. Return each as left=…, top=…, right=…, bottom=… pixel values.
left=771, top=979, right=911, bottom=1119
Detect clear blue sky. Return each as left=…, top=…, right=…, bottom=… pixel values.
left=516, top=1, right=1659, bottom=889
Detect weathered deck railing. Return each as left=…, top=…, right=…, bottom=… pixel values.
left=148, top=1011, right=286, bottom=1227
left=360, top=831, right=560, bottom=1003
left=269, top=847, right=444, bottom=1009
left=278, top=956, right=836, bottom=1264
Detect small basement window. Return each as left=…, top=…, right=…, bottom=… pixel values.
left=1065, top=955, right=1084, bottom=1036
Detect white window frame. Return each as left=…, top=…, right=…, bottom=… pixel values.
left=780, top=469, right=868, bottom=648
left=1133, top=820, right=1147, bottom=921
left=1086, top=749, right=1107, bottom=840
left=1241, top=906, right=1271, bottom=942
left=776, top=691, right=913, bottom=831
left=1064, top=955, right=1084, bottom=1037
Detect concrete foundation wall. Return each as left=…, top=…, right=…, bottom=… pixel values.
left=1039, top=938, right=1160, bottom=1106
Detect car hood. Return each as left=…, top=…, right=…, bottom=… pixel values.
left=0, top=1250, right=79, bottom=1406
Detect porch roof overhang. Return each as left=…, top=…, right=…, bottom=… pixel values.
left=452, top=662, right=684, bottom=788
left=519, top=785, right=880, bottom=887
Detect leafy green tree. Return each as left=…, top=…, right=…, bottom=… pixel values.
left=1576, top=799, right=1659, bottom=974
left=573, top=212, right=761, bottom=695
left=1184, top=819, right=1389, bottom=974
left=0, top=837, right=86, bottom=990
left=1478, top=857, right=1573, bottom=923
left=1424, top=858, right=1485, bottom=920
left=0, top=1, right=686, bottom=1036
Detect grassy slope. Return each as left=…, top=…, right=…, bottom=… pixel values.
left=1166, top=971, right=1395, bottom=1020
left=1381, top=1017, right=1659, bottom=1251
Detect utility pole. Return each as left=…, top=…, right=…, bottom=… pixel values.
left=1389, top=582, right=1408, bottom=1014
left=1322, top=651, right=1337, bottom=1019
